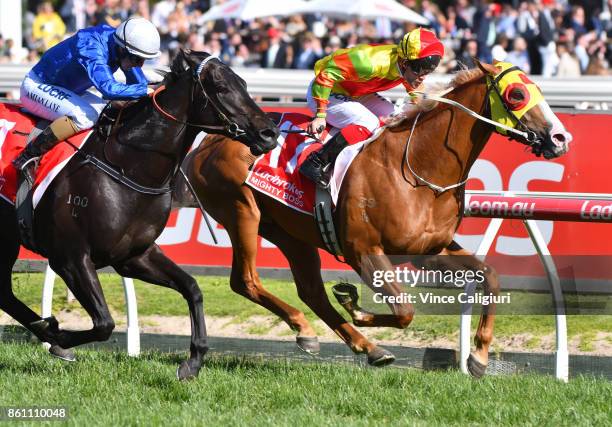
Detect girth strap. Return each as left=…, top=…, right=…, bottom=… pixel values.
left=80, top=153, right=173, bottom=195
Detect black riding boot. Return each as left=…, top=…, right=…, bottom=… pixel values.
left=299, top=132, right=349, bottom=188
left=12, top=127, right=62, bottom=184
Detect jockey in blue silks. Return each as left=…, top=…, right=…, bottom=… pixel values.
left=13, top=17, right=161, bottom=184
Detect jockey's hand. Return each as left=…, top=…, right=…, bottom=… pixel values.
left=409, top=92, right=424, bottom=105
left=308, top=117, right=327, bottom=137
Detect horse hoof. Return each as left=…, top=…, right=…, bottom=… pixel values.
left=367, top=347, right=396, bottom=367
left=49, top=345, right=76, bottom=362
left=332, top=283, right=359, bottom=305
left=176, top=361, right=199, bottom=381
left=296, top=336, right=320, bottom=355
left=467, top=353, right=487, bottom=379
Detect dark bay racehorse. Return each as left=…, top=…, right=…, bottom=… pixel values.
left=0, top=50, right=278, bottom=380
left=176, top=60, right=572, bottom=376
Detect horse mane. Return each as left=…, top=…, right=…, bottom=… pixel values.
left=158, top=49, right=212, bottom=85
left=155, top=50, right=189, bottom=85
left=385, top=68, right=485, bottom=128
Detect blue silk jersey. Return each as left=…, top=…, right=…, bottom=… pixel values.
left=30, top=25, right=148, bottom=100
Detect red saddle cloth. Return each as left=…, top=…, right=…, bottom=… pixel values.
left=0, top=103, right=91, bottom=205
left=245, top=113, right=333, bottom=215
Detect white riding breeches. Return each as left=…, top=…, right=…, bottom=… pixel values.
left=20, top=72, right=107, bottom=130
left=306, top=80, right=395, bottom=133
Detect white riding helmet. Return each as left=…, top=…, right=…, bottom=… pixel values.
left=113, top=17, right=161, bottom=59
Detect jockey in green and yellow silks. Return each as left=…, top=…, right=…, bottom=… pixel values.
left=300, top=28, right=445, bottom=188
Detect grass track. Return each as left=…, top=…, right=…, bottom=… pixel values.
left=0, top=343, right=610, bottom=426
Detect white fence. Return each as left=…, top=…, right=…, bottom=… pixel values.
left=1, top=64, right=610, bottom=109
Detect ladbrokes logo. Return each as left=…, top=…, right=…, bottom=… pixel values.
left=580, top=201, right=612, bottom=220
left=467, top=199, right=535, bottom=217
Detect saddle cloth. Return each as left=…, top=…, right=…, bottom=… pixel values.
left=0, top=103, right=92, bottom=208
left=245, top=112, right=375, bottom=215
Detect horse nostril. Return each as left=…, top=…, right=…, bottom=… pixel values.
left=259, top=128, right=278, bottom=141
left=552, top=133, right=566, bottom=144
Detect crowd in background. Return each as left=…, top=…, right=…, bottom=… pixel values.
left=0, top=0, right=610, bottom=77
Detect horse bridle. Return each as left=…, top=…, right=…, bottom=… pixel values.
left=403, top=67, right=544, bottom=194
left=485, top=65, right=542, bottom=148
left=151, top=55, right=246, bottom=138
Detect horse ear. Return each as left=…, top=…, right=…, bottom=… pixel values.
left=178, top=48, right=197, bottom=70
left=474, top=58, right=498, bottom=75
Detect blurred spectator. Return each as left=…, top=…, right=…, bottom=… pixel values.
left=473, top=2, right=496, bottom=63
left=456, top=39, right=478, bottom=69
left=492, top=34, right=509, bottom=62
left=536, top=1, right=558, bottom=77
left=94, top=0, right=125, bottom=27
left=152, top=0, right=177, bottom=37
left=32, top=1, right=66, bottom=53
left=497, top=4, right=518, bottom=40
left=575, top=32, right=594, bottom=71
left=293, top=32, right=323, bottom=69
left=60, top=0, right=88, bottom=32
left=556, top=42, right=581, bottom=76
left=260, top=27, right=292, bottom=69
left=231, top=44, right=252, bottom=67
left=569, top=5, right=587, bottom=37
left=506, top=36, right=531, bottom=73
left=8, top=0, right=609, bottom=78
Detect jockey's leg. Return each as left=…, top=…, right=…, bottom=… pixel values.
left=356, top=92, right=396, bottom=120
left=12, top=117, right=79, bottom=183
left=15, top=73, right=105, bottom=183
left=299, top=128, right=369, bottom=188
left=300, top=88, right=381, bottom=188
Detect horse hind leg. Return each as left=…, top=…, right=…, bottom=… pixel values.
left=0, top=202, right=65, bottom=351
left=259, top=223, right=395, bottom=366
left=221, top=195, right=322, bottom=347
left=113, top=244, right=208, bottom=381
left=46, top=256, right=116, bottom=349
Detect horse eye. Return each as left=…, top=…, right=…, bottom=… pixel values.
left=510, top=89, right=525, bottom=102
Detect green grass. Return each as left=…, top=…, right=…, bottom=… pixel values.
left=8, top=273, right=612, bottom=348
left=0, top=342, right=610, bottom=426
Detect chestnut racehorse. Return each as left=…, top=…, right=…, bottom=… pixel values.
left=176, top=61, right=571, bottom=376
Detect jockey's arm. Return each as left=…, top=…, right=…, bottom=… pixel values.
left=311, top=66, right=344, bottom=121
left=309, top=50, right=371, bottom=134
left=79, top=49, right=148, bottom=100
left=124, top=66, right=148, bottom=86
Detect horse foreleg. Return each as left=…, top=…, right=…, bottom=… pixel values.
left=113, top=244, right=208, bottom=381
left=440, top=241, right=499, bottom=378
left=259, top=223, right=395, bottom=366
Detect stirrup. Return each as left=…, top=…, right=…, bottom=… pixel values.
left=19, top=158, right=38, bottom=185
